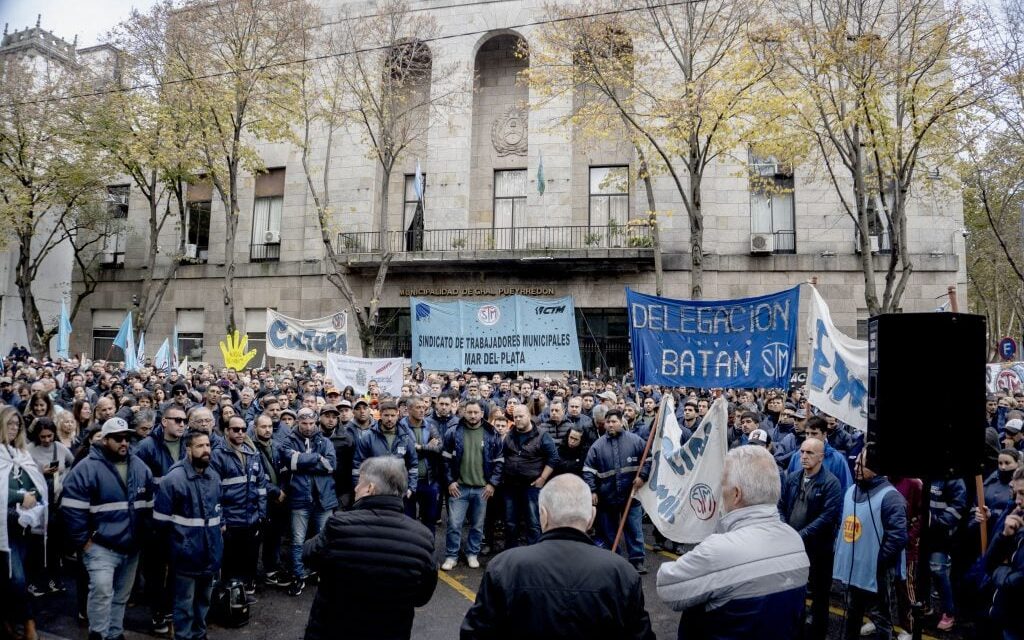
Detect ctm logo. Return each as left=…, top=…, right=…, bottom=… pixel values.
left=535, top=305, right=565, bottom=315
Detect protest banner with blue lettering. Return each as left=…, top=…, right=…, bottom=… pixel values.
left=265, top=309, right=348, bottom=361
left=636, top=395, right=728, bottom=543
left=326, top=354, right=405, bottom=396
left=807, top=286, right=868, bottom=430
left=410, top=296, right=582, bottom=372
left=627, top=286, right=800, bottom=388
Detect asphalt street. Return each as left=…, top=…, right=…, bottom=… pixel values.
left=34, top=526, right=970, bottom=640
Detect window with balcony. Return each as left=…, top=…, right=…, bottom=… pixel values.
left=493, top=169, right=526, bottom=249
left=589, top=166, right=630, bottom=246
left=404, top=173, right=426, bottom=251
left=749, top=153, right=796, bottom=254
left=185, top=179, right=212, bottom=263
left=858, top=183, right=894, bottom=254
left=100, top=185, right=129, bottom=268
left=251, top=168, right=284, bottom=262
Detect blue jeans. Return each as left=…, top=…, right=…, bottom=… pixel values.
left=929, top=551, right=954, bottom=615
left=82, top=543, right=139, bottom=639
left=445, top=485, right=487, bottom=559
left=291, top=507, right=330, bottom=578
left=172, top=573, right=214, bottom=640
left=504, top=485, right=541, bottom=547
left=595, top=500, right=645, bottom=562
left=405, top=480, right=441, bottom=530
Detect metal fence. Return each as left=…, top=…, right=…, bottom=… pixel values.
left=250, top=243, right=281, bottom=262
left=336, top=224, right=654, bottom=254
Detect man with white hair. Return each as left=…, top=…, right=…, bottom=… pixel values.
left=460, top=474, right=655, bottom=639
left=657, top=445, right=809, bottom=639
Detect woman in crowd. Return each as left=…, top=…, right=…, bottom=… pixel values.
left=152, top=386, right=167, bottom=406
left=72, top=399, right=92, bottom=435
left=26, top=418, right=72, bottom=596
left=22, top=392, right=55, bottom=434
left=0, top=405, right=47, bottom=640
left=55, top=413, right=78, bottom=451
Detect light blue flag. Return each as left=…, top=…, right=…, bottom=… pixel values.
left=414, top=160, right=425, bottom=202
left=57, top=301, right=72, bottom=360
left=136, top=331, right=146, bottom=363
left=537, top=151, right=545, bottom=196
left=112, top=312, right=133, bottom=350
left=154, top=338, right=171, bottom=371
left=172, top=325, right=180, bottom=367
left=124, top=325, right=138, bottom=371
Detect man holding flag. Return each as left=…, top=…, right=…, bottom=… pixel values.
left=583, top=409, right=650, bottom=574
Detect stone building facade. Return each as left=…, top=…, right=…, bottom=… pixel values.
left=69, top=0, right=966, bottom=375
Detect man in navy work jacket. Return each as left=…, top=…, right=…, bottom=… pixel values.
left=61, top=418, right=154, bottom=640
left=352, top=401, right=418, bottom=499
left=280, top=407, right=337, bottom=596
left=154, top=430, right=223, bottom=640
left=584, top=409, right=650, bottom=574
left=210, top=415, right=268, bottom=597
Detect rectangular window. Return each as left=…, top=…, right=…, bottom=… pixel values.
left=493, top=169, right=526, bottom=249
left=860, top=184, right=894, bottom=254
left=749, top=153, right=796, bottom=254
left=589, top=166, right=630, bottom=247
left=185, top=199, right=212, bottom=263
left=100, top=185, right=129, bottom=267
left=244, top=308, right=268, bottom=366
left=92, top=309, right=124, bottom=360
left=176, top=309, right=204, bottom=359
left=403, top=174, right=426, bottom=230
left=251, top=168, right=285, bottom=262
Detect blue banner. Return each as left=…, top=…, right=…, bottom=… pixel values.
left=411, top=296, right=582, bottom=372
left=627, top=286, right=800, bottom=388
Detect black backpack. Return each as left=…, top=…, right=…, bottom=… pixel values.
left=210, top=579, right=250, bottom=628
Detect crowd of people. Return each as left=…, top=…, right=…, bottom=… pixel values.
left=0, top=345, right=1020, bottom=640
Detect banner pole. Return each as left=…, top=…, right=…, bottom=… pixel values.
left=947, top=284, right=989, bottom=553
left=612, top=395, right=665, bottom=553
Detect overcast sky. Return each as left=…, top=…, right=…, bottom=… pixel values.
left=0, top=0, right=160, bottom=47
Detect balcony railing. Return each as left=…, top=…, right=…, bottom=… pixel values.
left=336, top=224, right=654, bottom=255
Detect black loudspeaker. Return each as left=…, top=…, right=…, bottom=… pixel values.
left=867, top=312, right=987, bottom=479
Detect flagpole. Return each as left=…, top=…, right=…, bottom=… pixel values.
left=612, top=394, right=665, bottom=553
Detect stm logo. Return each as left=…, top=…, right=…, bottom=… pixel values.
left=535, top=305, right=565, bottom=315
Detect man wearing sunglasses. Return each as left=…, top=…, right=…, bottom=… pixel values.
left=135, top=406, right=188, bottom=634
left=211, top=416, right=268, bottom=600
left=61, top=418, right=155, bottom=640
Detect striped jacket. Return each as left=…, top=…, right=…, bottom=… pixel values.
left=656, top=503, right=809, bottom=640
left=61, top=446, right=154, bottom=554
left=210, top=440, right=268, bottom=528
left=153, top=458, right=223, bottom=576
left=583, top=430, right=650, bottom=506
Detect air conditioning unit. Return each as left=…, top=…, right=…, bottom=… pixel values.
left=264, top=229, right=281, bottom=244
left=749, top=233, right=773, bottom=254
left=854, top=235, right=881, bottom=254
left=184, top=243, right=198, bottom=259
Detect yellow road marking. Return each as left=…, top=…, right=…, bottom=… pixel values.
left=438, top=570, right=477, bottom=602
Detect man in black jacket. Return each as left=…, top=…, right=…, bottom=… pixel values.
left=461, top=474, right=655, bottom=640
left=502, top=405, right=558, bottom=547
left=302, top=456, right=437, bottom=640
left=780, top=437, right=842, bottom=640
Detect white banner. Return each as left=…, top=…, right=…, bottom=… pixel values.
left=806, top=285, right=868, bottom=431
left=636, top=396, right=728, bottom=544
left=988, top=362, right=1024, bottom=394
left=326, top=354, right=404, bottom=397
left=265, top=309, right=348, bottom=361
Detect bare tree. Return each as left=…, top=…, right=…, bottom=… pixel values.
left=165, top=0, right=315, bottom=334
left=0, top=55, right=114, bottom=356
left=299, top=0, right=461, bottom=354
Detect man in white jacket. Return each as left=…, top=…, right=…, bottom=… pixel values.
left=656, top=445, right=810, bottom=640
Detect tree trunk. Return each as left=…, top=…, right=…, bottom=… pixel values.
left=378, top=165, right=391, bottom=251
left=222, top=166, right=239, bottom=335
left=636, top=149, right=663, bottom=296
left=688, top=154, right=704, bottom=300
left=15, top=230, right=48, bottom=357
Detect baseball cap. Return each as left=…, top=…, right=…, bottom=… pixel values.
left=1007, top=419, right=1023, bottom=435
left=325, top=386, right=341, bottom=395
left=599, top=391, right=617, bottom=402
left=0, top=377, right=11, bottom=385
left=280, top=408, right=297, bottom=419
left=353, top=398, right=369, bottom=407
left=748, top=429, right=771, bottom=447
left=100, top=417, right=133, bottom=438
left=297, top=408, right=317, bottom=420
left=336, top=399, right=352, bottom=409
left=321, top=404, right=340, bottom=415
